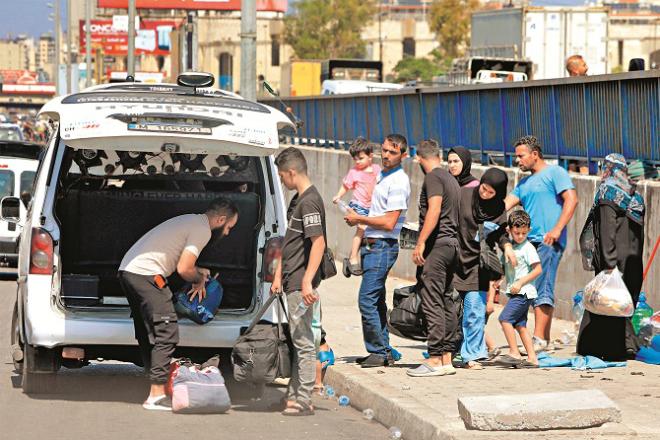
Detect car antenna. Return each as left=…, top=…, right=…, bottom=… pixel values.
left=262, top=81, right=304, bottom=129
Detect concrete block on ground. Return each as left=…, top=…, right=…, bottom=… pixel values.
left=458, top=389, right=622, bottom=431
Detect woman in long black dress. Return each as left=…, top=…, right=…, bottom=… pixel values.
left=577, top=154, right=645, bottom=361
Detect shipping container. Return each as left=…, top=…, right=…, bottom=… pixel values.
left=471, top=7, right=609, bottom=79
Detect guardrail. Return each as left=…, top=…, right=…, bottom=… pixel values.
left=262, top=70, right=660, bottom=172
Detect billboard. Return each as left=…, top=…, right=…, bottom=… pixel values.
left=97, top=0, right=287, bottom=11
left=79, top=19, right=181, bottom=56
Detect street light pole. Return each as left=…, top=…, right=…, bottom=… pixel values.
left=240, top=0, right=257, bottom=101
left=54, top=0, right=61, bottom=95
left=66, top=0, right=72, bottom=94
left=128, top=0, right=136, bottom=77
left=85, top=0, right=92, bottom=87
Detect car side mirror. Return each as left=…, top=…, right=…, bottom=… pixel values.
left=1, top=196, right=21, bottom=223
left=20, top=191, right=32, bottom=208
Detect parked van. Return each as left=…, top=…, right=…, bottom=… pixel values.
left=3, top=73, right=295, bottom=394
left=0, top=141, right=42, bottom=267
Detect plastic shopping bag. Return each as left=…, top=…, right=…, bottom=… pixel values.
left=583, top=268, right=634, bottom=317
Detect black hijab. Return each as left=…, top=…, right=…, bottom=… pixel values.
left=472, top=168, right=508, bottom=223
left=448, top=147, right=478, bottom=187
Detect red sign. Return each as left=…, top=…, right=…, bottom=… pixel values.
left=97, top=0, right=287, bottom=12
left=79, top=19, right=181, bottom=56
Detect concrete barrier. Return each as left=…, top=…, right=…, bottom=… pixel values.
left=289, top=146, right=660, bottom=321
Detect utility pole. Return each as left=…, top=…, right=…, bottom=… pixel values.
left=240, top=0, right=257, bottom=101
left=54, top=0, right=61, bottom=95
left=128, top=0, right=136, bottom=77
left=85, top=0, right=92, bottom=87
left=66, top=0, right=72, bottom=94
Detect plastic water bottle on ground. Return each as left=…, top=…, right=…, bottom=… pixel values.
left=632, top=292, right=654, bottom=335
left=292, top=301, right=308, bottom=320
left=389, top=427, right=403, bottom=439
left=572, top=291, right=585, bottom=332
left=362, top=408, right=374, bottom=420
left=390, top=348, right=402, bottom=361
left=325, top=386, right=335, bottom=399
left=338, top=395, right=350, bottom=406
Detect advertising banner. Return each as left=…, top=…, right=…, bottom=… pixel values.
left=97, top=0, right=287, bottom=12
left=79, top=19, right=180, bottom=56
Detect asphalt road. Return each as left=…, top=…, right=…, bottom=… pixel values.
left=0, top=273, right=389, bottom=440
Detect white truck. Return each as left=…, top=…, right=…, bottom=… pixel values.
left=471, top=6, right=609, bottom=79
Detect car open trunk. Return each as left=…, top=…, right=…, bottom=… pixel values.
left=53, top=149, right=264, bottom=312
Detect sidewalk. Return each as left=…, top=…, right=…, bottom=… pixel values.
left=317, top=273, right=660, bottom=440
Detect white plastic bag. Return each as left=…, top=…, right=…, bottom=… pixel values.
left=583, top=268, right=634, bottom=317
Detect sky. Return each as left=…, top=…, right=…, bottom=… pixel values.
left=0, top=0, right=68, bottom=39
left=0, top=0, right=596, bottom=40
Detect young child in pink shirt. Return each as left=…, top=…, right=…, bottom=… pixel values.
left=333, top=138, right=380, bottom=277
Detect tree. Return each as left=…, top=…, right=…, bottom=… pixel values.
left=284, top=0, right=377, bottom=59
left=393, top=57, right=443, bottom=83
left=427, top=0, right=480, bottom=61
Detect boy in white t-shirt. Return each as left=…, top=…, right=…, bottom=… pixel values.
left=496, top=210, right=542, bottom=368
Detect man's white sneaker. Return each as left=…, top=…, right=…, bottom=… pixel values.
left=142, top=395, right=172, bottom=411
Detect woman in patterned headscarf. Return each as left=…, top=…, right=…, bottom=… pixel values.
left=577, top=154, right=645, bottom=361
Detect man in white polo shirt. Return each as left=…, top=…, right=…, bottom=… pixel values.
left=118, top=197, right=238, bottom=411
left=345, top=134, right=411, bottom=368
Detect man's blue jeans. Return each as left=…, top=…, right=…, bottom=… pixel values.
left=359, top=239, right=399, bottom=358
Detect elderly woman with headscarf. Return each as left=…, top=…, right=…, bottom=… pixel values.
left=447, top=147, right=479, bottom=188
left=577, top=154, right=645, bottom=361
left=453, top=168, right=516, bottom=369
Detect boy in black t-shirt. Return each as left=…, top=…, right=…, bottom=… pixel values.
left=272, top=147, right=326, bottom=416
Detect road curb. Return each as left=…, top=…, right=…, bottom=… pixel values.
left=325, top=364, right=459, bottom=440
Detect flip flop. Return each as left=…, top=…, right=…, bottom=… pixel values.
left=487, top=348, right=502, bottom=360
left=282, top=402, right=315, bottom=416
left=515, top=360, right=539, bottom=369
left=464, top=361, right=484, bottom=370
left=495, top=354, right=523, bottom=366
left=342, top=258, right=351, bottom=278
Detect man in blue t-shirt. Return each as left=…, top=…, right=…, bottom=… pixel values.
left=504, top=136, right=578, bottom=352
left=345, top=134, right=411, bottom=368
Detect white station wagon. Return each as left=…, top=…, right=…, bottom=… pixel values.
left=3, top=73, right=294, bottom=394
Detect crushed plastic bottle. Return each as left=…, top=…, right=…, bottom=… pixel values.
left=338, top=395, right=350, bottom=406
left=390, top=348, right=402, bottom=361
left=632, top=292, right=654, bottom=335
left=325, top=386, right=335, bottom=399
left=422, top=351, right=430, bottom=359
left=362, top=408, right=374, bottom=421
left=389, top=426, right=403, bottom=439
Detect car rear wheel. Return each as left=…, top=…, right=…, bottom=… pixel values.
left=21, top=344, right=59, bottom=395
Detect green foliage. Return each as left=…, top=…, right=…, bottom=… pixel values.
left=284, top=0, right=377, bottom=59
left=393, top=57, right=442, bottom=83
left=427, top=0, right=480, bottom=60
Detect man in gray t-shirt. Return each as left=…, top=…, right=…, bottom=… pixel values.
left=118, top=198, right=238, bottom=411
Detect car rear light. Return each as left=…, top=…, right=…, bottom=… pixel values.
left=263, top=236, right=283, bottom=283
left=30, top=228, right=54, bottom=275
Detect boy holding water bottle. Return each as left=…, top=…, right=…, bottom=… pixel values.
left=272, top=147, right=326, bottom=416
left=333, top=137, right=381, bottom=277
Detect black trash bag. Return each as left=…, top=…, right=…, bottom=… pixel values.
left=387, top=284, right=427, bottom=341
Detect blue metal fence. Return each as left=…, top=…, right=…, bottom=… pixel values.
left=262, top=70, right=660, bottom=170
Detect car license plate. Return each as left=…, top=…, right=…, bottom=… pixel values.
left=127, top=122, right=212, bottom=135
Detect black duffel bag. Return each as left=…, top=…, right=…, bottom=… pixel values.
left=387, top=284, right=427, bottom=341
left=232, top=293, right=292, bottom=384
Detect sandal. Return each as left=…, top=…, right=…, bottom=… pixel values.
left=487, top=348, right=501, bottom=361
left=347, top=259, right=363, bottom=276
left=515, top=360, right=539, bottom=369
left=464, top=361, right=484, bottom=370
left=342, top=258, right=352, bottom=278
left=282, top=402, right=315, bottom=416
left=268, top=397, right=294, bottom=411
left=495, top=354, right=523, bottom=366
